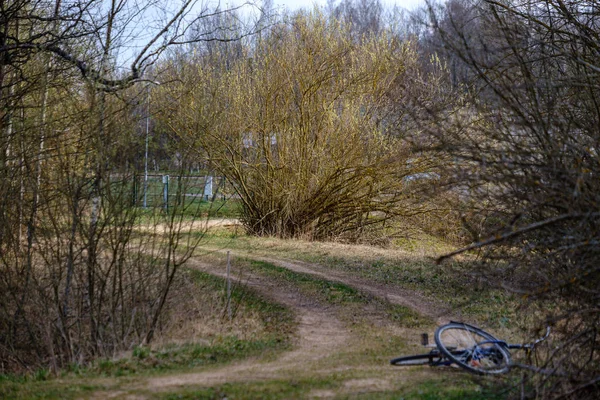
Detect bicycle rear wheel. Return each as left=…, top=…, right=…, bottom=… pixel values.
left=434, top=322, right=511, bottom=375
left=390, top=351, right=442, bottom=366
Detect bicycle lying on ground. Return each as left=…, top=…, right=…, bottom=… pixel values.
left=391, top=321, right=550, bottom=375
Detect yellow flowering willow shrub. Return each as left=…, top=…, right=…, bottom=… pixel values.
left=160, top=11, right=435, bottom=240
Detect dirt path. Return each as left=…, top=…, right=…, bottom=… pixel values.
left=138, top=257, right=352, bottom=391
left=143, top=218, right=450, bottom=320
left=93, top=235, right=450, bottom=398
left=197, top=247, right=453, bottom=324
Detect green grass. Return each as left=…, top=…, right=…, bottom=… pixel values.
left=333, top=257, right=517, bottom=320
left=245, top=259, right=432, bottom=328
left=0, top=370, right=510, bottom=400
left=157, top=378, right=333, bottom=400
left=152, top=375, right=509, bottom=400
left=0, top=382, right=100, bottom=400
left=0, top=372, right=102, bottom=400
left=78, top=269, right=293, bottom=378
left=81, top=336, right=287, bottom=378
left=193, top=230, right=520, bottom=328
left=193, top=198, right=240, bottom=218
left=135, top=198, right=241, bottom=220
left=248, top=259, right=369, bottom=304
left=0, top=268, right=294, bottom=399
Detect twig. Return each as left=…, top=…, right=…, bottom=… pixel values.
left=437, top=212, right=600, bottom=264
left=510, top=363, right=568, bottom=378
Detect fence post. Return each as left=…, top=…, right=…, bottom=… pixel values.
left=204, top=175, right=213, bottom=201
left=162, top=175, right=169, bottom=211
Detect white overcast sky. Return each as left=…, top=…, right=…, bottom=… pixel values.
left=116, top=0, right=428, bottom=69
left=272, top=0, right=426, bottom=11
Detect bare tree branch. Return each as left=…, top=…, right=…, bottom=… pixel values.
left=437, top=212, right=600, bottom=264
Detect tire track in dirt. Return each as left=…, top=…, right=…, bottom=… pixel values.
left=199, top=248, right=453, bottom=324
left=88, top=226, right=445, bottom=398
left=139, top=257, right=351, bottom=391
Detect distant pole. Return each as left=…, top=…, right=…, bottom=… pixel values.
left=162, top=175, right=169, bottom=211
left=143, top=85, right=150, bottom=208
left=204, top=175, right=213, bottom=201
left=227, top=251, right=232, bottom=321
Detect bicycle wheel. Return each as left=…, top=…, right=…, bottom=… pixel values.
left=434, top=322, right=511, bottom=375
left=391, top=351, right=442, bottom=366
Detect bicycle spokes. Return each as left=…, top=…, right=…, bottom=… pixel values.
left=435, top=323, right=511, bottom=374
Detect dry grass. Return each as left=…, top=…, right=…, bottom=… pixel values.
left=152, top=269, right=267, bottom=348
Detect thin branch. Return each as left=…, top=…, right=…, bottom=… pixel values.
left=510, top=363, right=569, bottom=378
left=437, top=212, right=600, bottom=264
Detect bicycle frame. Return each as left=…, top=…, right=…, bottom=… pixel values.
left=469, top=326, right=551, bottom=351
left=391, top=322, right=550, bottom=374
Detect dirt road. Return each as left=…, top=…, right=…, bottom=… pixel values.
left=89, top=239, right=450, bottom=399
left=142, top=257, right=351, bottom=390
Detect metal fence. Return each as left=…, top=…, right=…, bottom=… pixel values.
left=131, top=174, right=225, bottom=209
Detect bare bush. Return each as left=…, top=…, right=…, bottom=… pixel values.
left=0, top=0, right=250, bottom=373
left=412, top=0, right=600, bottom=397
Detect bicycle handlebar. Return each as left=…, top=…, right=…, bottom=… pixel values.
left=527, top=326, right=551, bottom=348
left=508, top=326, right=551, bottom=350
